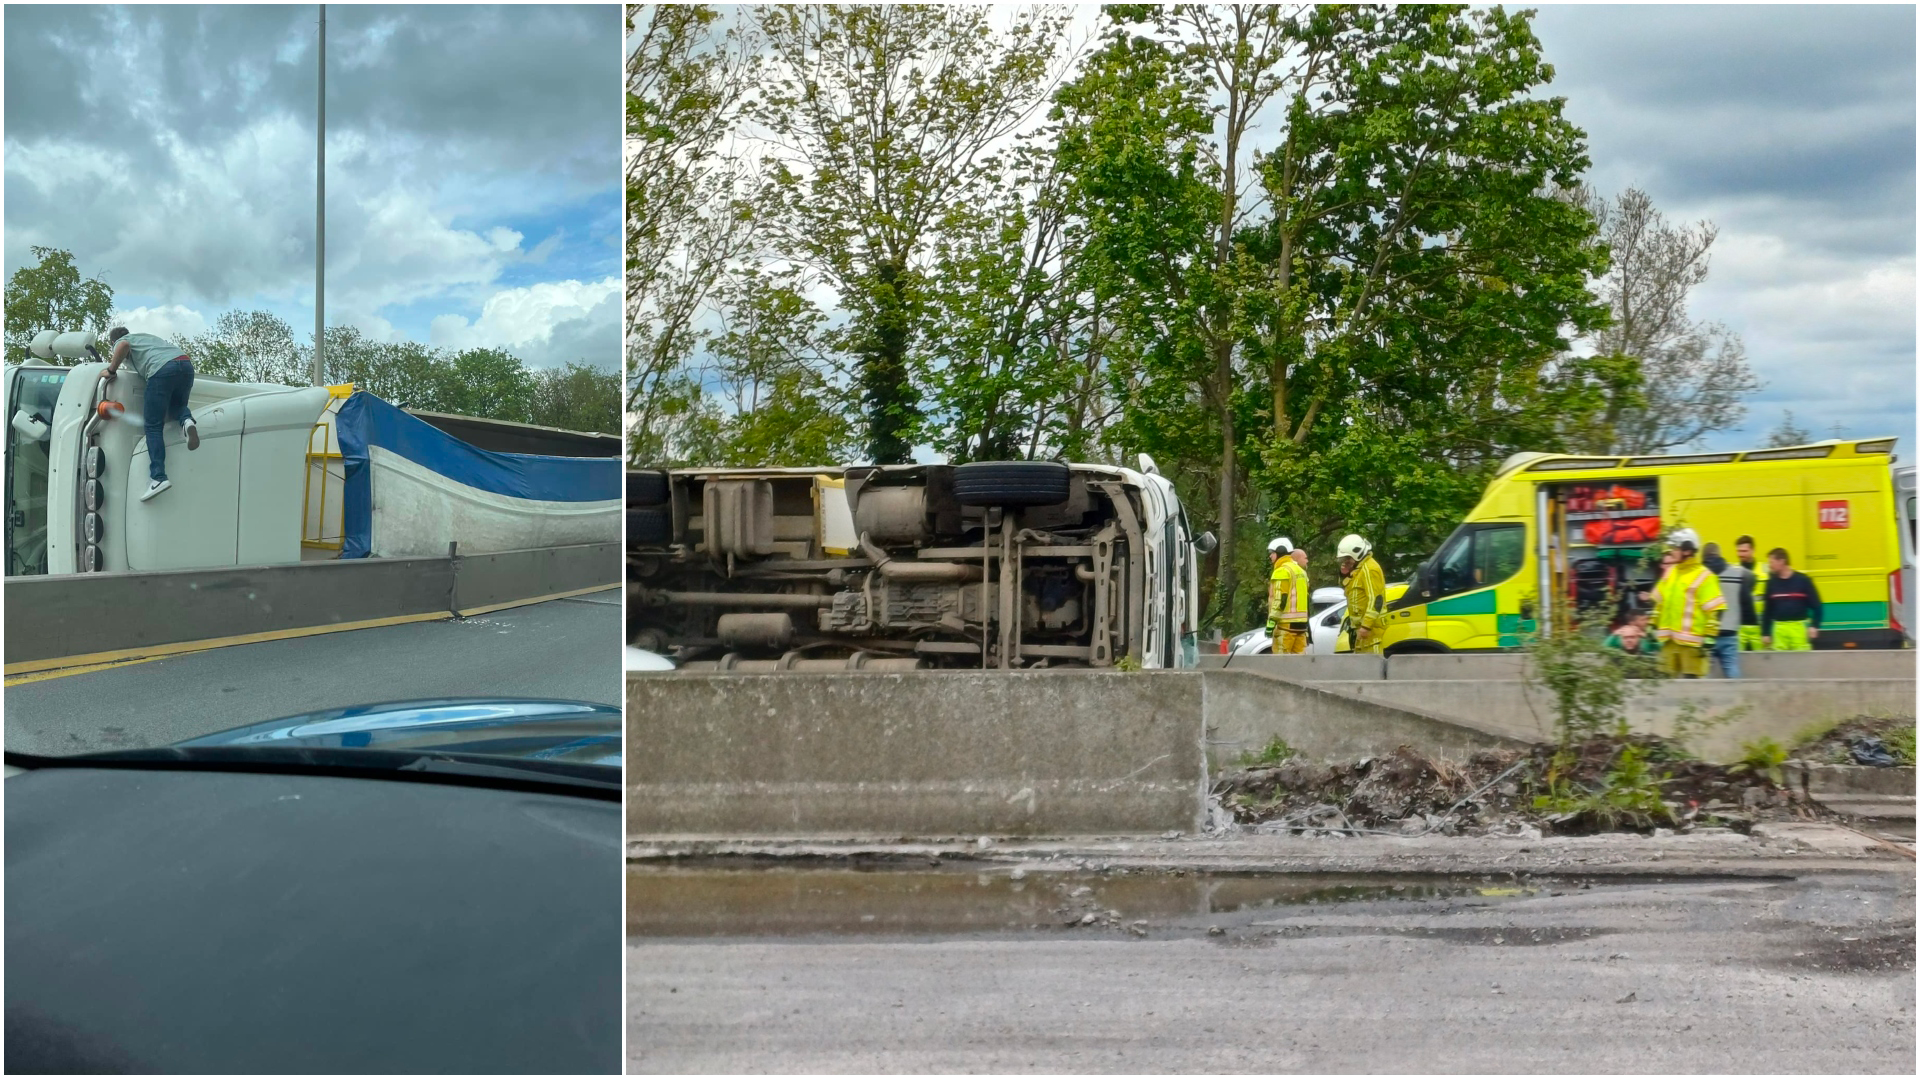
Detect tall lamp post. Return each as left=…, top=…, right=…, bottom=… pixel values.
left=312, top=4, right=326, bottom=386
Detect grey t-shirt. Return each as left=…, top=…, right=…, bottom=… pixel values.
left=120, top=333, right=187, bottom=379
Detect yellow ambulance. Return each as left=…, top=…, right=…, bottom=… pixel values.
left=1380, top=437, right=1908, bottom=653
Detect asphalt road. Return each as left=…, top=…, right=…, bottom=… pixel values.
left=628, top=868, right=1916, bottom=1075
left=5, top=590, right=622, bottom=756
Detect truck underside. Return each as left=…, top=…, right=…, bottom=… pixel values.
left=627, top=462, right=1195, bottom=670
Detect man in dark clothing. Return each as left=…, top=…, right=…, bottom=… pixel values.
left=1761, top=548, right=1822, bottom=651
left=1702, top=542, right=1756, bottom=677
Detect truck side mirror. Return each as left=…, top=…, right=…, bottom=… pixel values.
left=1193, top=531, right=1218, bottom=554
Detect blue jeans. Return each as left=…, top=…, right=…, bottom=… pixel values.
left=1709, top=633, right=1741, bottom=678
left=143, top=358, right=195, bottom=482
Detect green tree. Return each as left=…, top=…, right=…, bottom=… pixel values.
left=188, top=310, right=307, bottom=385
left=1059, top=4, right=1610, bottom=620
left=4, top=247, right=115, bottom=363
left=443, top=348, right=535, bottom=425
left=529, top=362, right=622, bottom=434
left=1054, top=5, right=1281, bottom=613
left=1764, top=409, right=1811, bottom=448
left=1569, top=186, right=1761, bottom=452
left=748, top=4, right=1071, bottom=463
left=321, top=328, right=449, bottom=411
left=627, top=3, right=756, bottom=465
left=921, top=139, right=1125, bottom=466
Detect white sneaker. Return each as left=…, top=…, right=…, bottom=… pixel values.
left=141, top=479, right=171, bottom=502
left=182, top=418, right=200, bottom=451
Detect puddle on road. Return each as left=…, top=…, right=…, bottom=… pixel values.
left=627, top=863, right=1558, bottom=938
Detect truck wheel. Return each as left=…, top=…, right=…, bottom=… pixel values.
left=952, top=461, right=1071, bottom=507
left=627, top=469, right=670, bottom=507
left=628, top=506, right=671, bottom=546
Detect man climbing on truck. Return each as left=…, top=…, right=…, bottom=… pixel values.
left=1761, top=548, right=1823, bottom=651
left=1266, top=537, right=1311, bottom=654
left=102, top=326, right=199, bottom=502
left=1338, top=533, right=1386, bottom=655
left=1650, top=527, right=1725, bottom=679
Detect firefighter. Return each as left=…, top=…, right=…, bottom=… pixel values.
left=1338, top=534, right=1386, bottom=656
left=1266, top=537, right=1311, bottom=654
left=1760, top=547, right=1823, bottom=652
left=1650, top=527, right=1726, bottom=679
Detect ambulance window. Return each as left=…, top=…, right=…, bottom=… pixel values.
left=1433, top=530, right=1476, bottom=596
left=1432, top=524, right=1525, bottom=598
left=1476, top=526, right=1526, bottom=588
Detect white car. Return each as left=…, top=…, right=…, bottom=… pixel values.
left=1229, top=587, right=1347, bottom=656
left=625, top=645, right=675, bottom=672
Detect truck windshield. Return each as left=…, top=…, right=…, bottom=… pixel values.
left=5, top=366, right=69, bottom=576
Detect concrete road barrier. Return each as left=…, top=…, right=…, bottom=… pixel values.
left=1318, top=678, right=1914, bottom=764
left=1383, top=649, right=1914, bottom=681
left=626, top=668, right=1538, bottom=837
left=627, top=671, right=1210, bottom=837
left=1195, top=654, right=1386, bottom=680
left=1200, top=671, right=1526, bottom=767
left=454, top=542, right=621, bottom=610
left=4, top=542, right=618, bottom=668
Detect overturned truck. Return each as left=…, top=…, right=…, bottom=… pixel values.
left=627, top=458, right=1215, bottom=671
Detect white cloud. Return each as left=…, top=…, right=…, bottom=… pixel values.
left=429, top=275, right=621, bottom=368
left=114, top=304, right=210, bottom=342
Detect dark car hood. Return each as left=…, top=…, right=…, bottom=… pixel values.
left=177, top=698, right=622, bottom=767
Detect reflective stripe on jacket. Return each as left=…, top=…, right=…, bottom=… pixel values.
left=1343, top=555, right=1387, bottom=632
left=1654, top=560, right=1726, bottom=647
left=1268, top=558, right=1310, bottom=625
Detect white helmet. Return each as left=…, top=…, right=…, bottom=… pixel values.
left=1667, top=527, right=1701, bottom=554
left=1267, top=536, right=1294, bottom=556
left=1337, top=534, right=1371, bottom=561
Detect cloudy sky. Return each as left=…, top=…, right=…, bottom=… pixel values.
left=1529, top=4, right=1915, bottom=456
left=4, top=4, right=621, bottom=370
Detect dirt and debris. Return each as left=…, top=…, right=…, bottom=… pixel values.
left=1216, top=738, right=1824, bottom=837
left=1790, top=715, right=1917, bottom=768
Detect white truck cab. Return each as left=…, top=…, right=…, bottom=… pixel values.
left=5, top=330, right=333, bottom=576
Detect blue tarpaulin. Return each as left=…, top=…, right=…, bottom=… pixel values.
left=335, top=392, right=620, bottom=559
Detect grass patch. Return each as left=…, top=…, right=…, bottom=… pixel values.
left=1237, top=735, right=1296, bottom=768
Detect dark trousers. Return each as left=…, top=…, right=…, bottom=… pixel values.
left=143, top=358, right=195, bottom=482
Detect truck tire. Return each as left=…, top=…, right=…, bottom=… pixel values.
left=952, top=461, right=1071, bottom=507
left=628, top=506, right=672, bottom=546
left=627, top=469, right=669, bottom=507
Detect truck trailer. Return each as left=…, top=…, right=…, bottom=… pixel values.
left=4, top=330, right=619, bottom=577
left=626, top=457, right=1216, bottom=670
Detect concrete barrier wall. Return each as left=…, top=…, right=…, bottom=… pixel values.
left=454, top=542, right=621, bottom=609
left=1200, top=671, right=1526, bottom=768
left=1383, top=650, right=1914, bottom=682
left=627, top=671, right=1210, bottom=837
left=1317, top=678, right=1915, bottom=764
left=1195, top=654, right=1386, bottom=680
left=4, top=542, right=618, bottom=666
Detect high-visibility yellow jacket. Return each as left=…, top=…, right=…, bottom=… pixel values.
left=1653, top=559, right=1726, bottom=648
left=1343, top=555, right=1387, bottom=633
left=1268, top=558, right=1310, bottom=628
